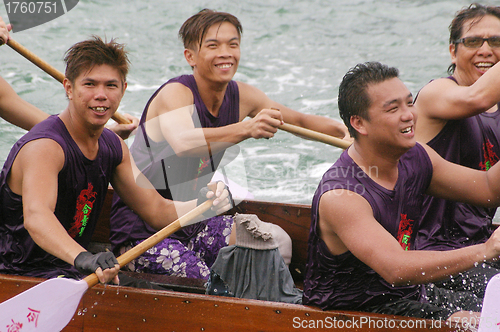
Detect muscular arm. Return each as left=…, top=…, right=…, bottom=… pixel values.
left=111, top=140, right=194, bottom=228
left=239, top=81, right=349, bottom=139
left=424, top=144, right=500, bottom=208
left=0, top=15, right=11, bottom=45
left=0, top=20, right=49, bottom=129
left=0, top=77, right=49, bottom=130
left=146, top=83, right=262, bottom=157
left=147, top=81, right=347, bottom=158
left=415, top=62, right=500, bottom=142
left=13, top=139, right=83, bottom=264
left=319, top=190, right=499, bottom=286
left=11, top=139, right=119, bottom=283
left=110, top=140, right=230, bottom=229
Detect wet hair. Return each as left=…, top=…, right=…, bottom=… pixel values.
left=448, top=3, right=500, bottom=74
left=179, top=8, right=243, bottom=51
left=338, top=62, right=399, bottom=139
left=64, top=35, right=130, bottom=84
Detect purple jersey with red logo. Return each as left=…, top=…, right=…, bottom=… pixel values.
left=109, top=75, right=239, bottom=250
left=415, top=78, right=500, bottom=251
left=0, top=115, right=122, bottom=278
left=303, top=143, right=432, bottom=310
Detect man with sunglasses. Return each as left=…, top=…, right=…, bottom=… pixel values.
left=414, top=3, right=500, bottom=299
left=454, top=36, right=500, bottom=48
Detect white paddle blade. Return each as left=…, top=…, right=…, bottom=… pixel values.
left=478, top=273, right=500, bottom=332
left=0, top=278, right=88, bottom=332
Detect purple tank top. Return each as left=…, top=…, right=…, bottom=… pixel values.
left=109, top=75, right=239, bottom=250
left=0, top=115, right=123, bottom=278
left=303, top=143, right=432, bottom=310
left=415, top=77, right=500, bottom=251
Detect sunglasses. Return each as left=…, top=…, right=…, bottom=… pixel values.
left=454, top=36, right=500, bottom=48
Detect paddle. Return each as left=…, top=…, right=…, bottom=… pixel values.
left=279, top=123, right=352, bottom=150
left=0, top=199, right=213, bottom=332
left=4, top=38, right=132, bottom=125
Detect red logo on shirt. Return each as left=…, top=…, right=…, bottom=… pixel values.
left=68, top=183, right=97, bottom=238
left=397, top=214, right=413, bottom=251
left=479, top=139, right=499, bottom=171
left=197, top=156, right=211, bottom=175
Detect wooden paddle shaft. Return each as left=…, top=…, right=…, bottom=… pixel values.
left=6, top=38, right=132, bottom=125
left=83, top=200, right=213, bottom=287
left=279, top=123, right=351, bottom=150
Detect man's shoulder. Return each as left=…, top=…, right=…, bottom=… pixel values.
left=22, top=115, right=64, bottom=141
left=148, top=79, right=194, bottom=113
left=415, top=77, right=457, bottom=107
left=418, top=76, right=456, bottom=92
left=400, top=143, right=433, bottom=183
left=235, top=80, right=259, bottom=94
left=235, top=81, right=267, bottom=114
left=160, top=78, right=194, bottom=98
left=402, top=143, right=427, bottom=159
left=99, top=127, right=124, bottom=161
left=319, top=151, right=364, bottom=187
left=101, top=127, right=122, bottom=143
left=13, top=135, right=65, bottom=173
left=16, top=116, right=71, bottom=162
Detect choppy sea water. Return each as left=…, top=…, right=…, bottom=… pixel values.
left=0, top=0, right=489, bottom=205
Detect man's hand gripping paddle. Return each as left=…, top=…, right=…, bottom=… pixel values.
left=0, top=199, right=213, bottom=331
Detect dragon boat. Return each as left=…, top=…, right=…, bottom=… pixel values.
left=0, top=188, right=472, bottom=331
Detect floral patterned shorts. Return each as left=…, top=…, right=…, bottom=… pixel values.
left=120, top=215, right=234, bottom=280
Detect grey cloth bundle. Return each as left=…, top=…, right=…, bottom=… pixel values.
left=206, top=213, right=302, bottom=304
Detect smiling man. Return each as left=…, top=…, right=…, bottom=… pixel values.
left=109, top=9, right=349, bottom=279
left=303, top=62, right=500, bottom=324
left=0, top=36, right=231, bottom=285
left=0, top=16, right=139, bottom=139
left=413, top=4, right=500, bottom=299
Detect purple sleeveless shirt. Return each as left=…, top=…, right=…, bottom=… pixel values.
left=415, top=77, right=500, bottom=251
left=0, top=115, right=123, bottom=278
left=109, top=75, right=239, bottom=250
left=303, top=144, right=432, bottom=310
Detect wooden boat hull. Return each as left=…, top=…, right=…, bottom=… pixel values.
left=0, top=189, right=470, bottom=331
left=0, top=274, right=464, bottom=332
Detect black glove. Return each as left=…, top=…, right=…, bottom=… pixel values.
left=74, top=251, right=118, bottom=275
left=197, top=181, right=234, bottom=218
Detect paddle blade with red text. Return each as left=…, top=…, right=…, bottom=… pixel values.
left=0, top=277, right=88, bottom=331
left=0, top=199, right=215, bottom=331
